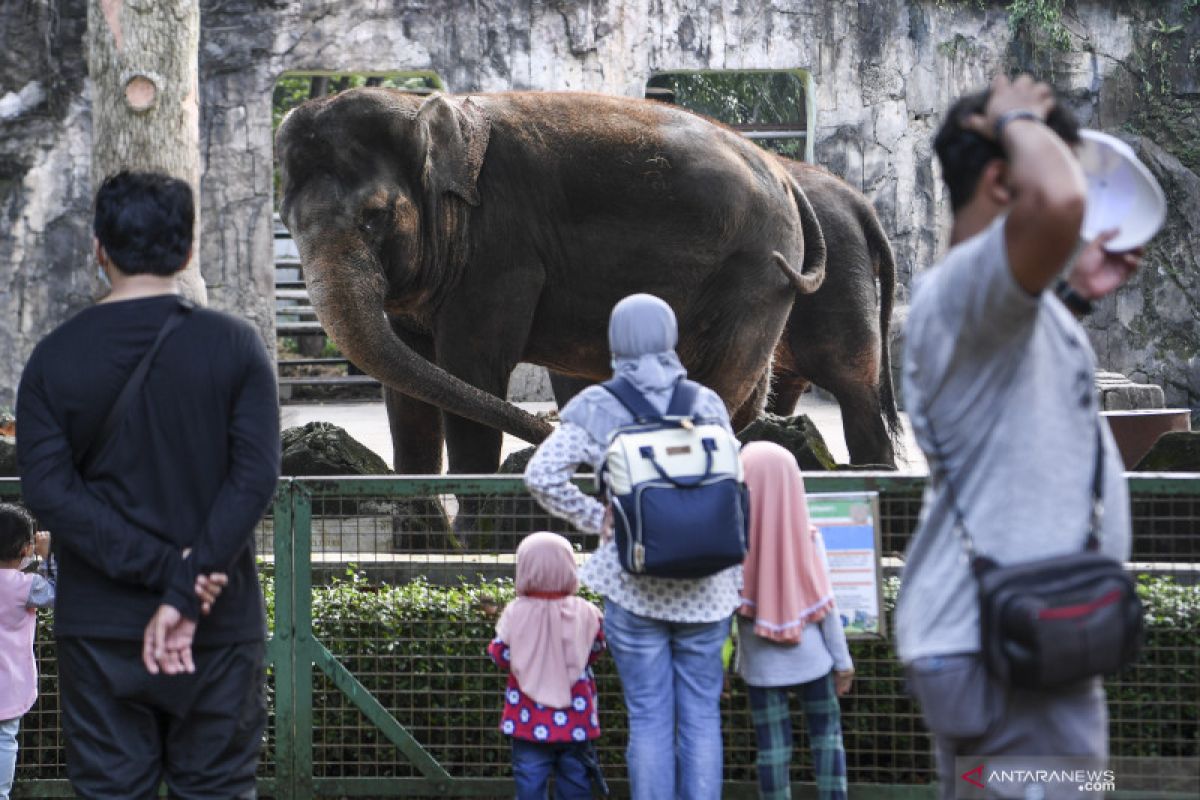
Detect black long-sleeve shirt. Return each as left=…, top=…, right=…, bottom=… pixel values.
left=16, top=294, right=280, bottom=644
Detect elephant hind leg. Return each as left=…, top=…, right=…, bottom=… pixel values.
left=730, top=370, right=772, bottom=433
left=828, top=376, right=895, bottom=467
left=549, top=372, right=593, bottom=409
left=766, top=374, right=810, bottom=417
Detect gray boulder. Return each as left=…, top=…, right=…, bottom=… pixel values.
left=738, top=414, right=838, bottom=471
left=465, top=446, right=562, bottom=551
left=281, top=421, right=390, bottom=476
left=497, top=446, right=537, bottom=475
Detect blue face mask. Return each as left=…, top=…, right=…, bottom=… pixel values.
left=97, top=262, right=111, bottom=288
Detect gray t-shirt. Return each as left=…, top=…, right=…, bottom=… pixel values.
left=896, top=217, right=1131, bottom=663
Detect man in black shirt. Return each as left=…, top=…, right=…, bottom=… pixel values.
left=17, top=171, right=280, bottom=798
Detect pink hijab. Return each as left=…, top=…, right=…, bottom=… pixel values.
left=496, top=532, right=602, bottom=708
left=739, top=442, right=836, bottom=644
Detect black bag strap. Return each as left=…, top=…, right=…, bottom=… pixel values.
left=76, top=299, right=192, bottom=471
left=923, top=410, right=1106, bottom=575
left=602, top=376, right=699, bottom=423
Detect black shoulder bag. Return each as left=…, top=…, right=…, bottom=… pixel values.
left=925, top=416, right=1143, bottom=690
left=75, top=299, right=192, bottom=473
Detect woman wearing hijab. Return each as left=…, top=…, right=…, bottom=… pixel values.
left=488, top=531, right=606, bottom=799
left=738, top=441, right=854, bottom=800
left=524, top=293, right=740, bottom=800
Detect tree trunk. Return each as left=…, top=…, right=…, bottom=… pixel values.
left=87, top=0, right=206, bottom=305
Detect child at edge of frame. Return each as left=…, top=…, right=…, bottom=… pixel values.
left=487, top=531, right=609, bottom=800
left=0, top=503, right=57, bottom=800
left=736, top=442, right=855, bottom=800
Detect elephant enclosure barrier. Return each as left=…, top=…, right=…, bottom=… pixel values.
left=4, top=474, right=1198, bottom=799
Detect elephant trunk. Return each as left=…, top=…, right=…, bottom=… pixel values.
left=299, top=235, right=553, bottom=446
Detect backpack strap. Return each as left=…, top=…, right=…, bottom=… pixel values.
left=601, top=376, right=661, bottom=423
left=666, top=379, right=700, bottom=417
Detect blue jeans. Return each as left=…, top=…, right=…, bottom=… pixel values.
left=0, top=717, right=18, bottom=800
left=510, top=738, right=595, bottom=799
left=603, top=600, right=731, bottom=800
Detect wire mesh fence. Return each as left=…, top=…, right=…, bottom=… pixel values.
left=3, top=474, right=1197, bottom=798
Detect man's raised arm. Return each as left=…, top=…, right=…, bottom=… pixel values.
left=964, top=75, right=1087, bottom=295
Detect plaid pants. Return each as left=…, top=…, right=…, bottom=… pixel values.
left=747, top=672, right=848, bottom=800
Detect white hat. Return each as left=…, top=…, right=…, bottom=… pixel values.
left=1077, top=129, right=1167, bottom=252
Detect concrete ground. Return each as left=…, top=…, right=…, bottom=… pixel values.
left=281, top=393, right=929, bottom=473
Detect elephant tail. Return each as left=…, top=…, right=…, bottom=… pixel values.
left=861, top=204, right=902, bottom=446
left=774, top=178, right=826, bottom=295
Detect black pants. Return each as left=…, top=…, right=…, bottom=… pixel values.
left=57, top=637, right=266, bottom=800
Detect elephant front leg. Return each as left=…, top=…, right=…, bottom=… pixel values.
left=435, top=270, right=545, bottom=549
left=384, top=325, right=455, bottom=551
left=439, top=363, right=511, bottom=550
left=383, top=326, right=445, bottom=474
left=385, top=386, right=445, bottom=474
left=436, top=264, right=544, bottom=475
left=441, top=382, right=506, bottom=474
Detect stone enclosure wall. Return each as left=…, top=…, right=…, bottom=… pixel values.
left=2, top=0, right=1197, bottom=419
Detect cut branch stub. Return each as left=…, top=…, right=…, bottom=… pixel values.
left=121, top=70, right=160, bottom=112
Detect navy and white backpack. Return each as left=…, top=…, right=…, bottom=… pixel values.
left=599, top=377, right=750, bottom=579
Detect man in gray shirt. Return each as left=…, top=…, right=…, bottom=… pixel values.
left=900, top=75, right=1142, bottom=798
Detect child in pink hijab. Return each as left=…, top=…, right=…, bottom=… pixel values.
left=737, top=442, right=854, bottom=800
left=488, top=531, right=607, bottom=799
left=1, top=505, right=56, bottom=800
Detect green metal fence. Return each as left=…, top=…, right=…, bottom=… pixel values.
left=4, top=474, right=1198, bottom=798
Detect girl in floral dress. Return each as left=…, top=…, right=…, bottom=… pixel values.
left=488, top=531, right=607, bottom=799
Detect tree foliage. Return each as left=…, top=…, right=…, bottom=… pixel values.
left=647, top=71, right=809, bottom=159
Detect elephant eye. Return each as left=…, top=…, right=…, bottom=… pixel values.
left=358, top=207, right=389, bottom=235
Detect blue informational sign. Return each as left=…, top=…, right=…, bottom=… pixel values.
left=808, top=492, right=884, bottom=638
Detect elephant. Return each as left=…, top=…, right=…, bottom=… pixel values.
left=276, top=88, right=826, bottom=476
left=548, top=157, right=901, bottom=468
left=767, top=157, right=900, bottom=466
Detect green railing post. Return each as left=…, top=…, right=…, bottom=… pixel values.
left=292, top=483, right=316, bottom=799
left=268, top=481, right=295, bottom=798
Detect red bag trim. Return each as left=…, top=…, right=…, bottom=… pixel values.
left=1036, top=589, right=1122, bottom=620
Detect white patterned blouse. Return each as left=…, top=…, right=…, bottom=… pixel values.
left=524, top=421, right=741, bottom=624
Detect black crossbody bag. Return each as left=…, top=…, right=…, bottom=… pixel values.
left=925, top=416, right=1143, bottom=690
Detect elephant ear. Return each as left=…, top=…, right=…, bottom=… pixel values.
left=416, top=93, right=490, bottom=207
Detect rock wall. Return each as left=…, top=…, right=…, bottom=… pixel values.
left=1, top=0, right=1196, bottom=419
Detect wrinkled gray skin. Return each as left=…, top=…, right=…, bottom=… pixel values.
left=276, top=88, right=825, bottom=475
left=550, top=159, right=901, bottom=466
left=769, top=158, right=900, bottom=466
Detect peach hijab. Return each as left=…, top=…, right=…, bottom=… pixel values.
left=495, top=532, right=603, bottom=708
left=739, top=442, right=836, bottom=643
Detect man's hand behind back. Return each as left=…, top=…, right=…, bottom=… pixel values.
left=195, top=572, right=228, bottom=616
left=143, top=604, right=197, bottom=675
left=140, top=569, right=228, bottom=674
